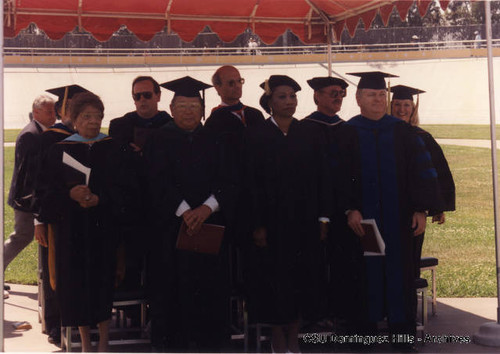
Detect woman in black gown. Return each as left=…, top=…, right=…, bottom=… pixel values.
left=390, top=85, right=455, bottom=277
left=37, top=92, right=136, bottom=352
left=242, top=75, right=331, bottom=353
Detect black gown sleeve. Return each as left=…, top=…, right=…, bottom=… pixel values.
left=419, top=130, right=456, bottom=213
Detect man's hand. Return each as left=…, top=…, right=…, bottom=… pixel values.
left=412, top=212, right=427, bottom=236
left=183, top=205, right=212, bottom=235
left=35, top=224, right=48, bottom=247
left=319, top=222, right=329, bottom=241
left=432, top=212, right=445, bottom=224
left=347, top=210, right=365, bottom=237
left=129, top=142, right=142, bottom=153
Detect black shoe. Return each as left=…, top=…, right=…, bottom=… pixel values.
left=47, top=327, right=61, bottom=346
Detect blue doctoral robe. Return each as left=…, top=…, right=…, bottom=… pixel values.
left=335, top=114, right=439, bottom=332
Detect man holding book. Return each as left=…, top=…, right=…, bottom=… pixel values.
left=145, top=76, right=236, bottom=352
left=334, top=71, right=439, bottom=350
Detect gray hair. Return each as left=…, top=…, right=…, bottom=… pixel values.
left=32, top=94, right=55, bottom=112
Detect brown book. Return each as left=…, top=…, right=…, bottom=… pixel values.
left=176, top=221, right=225, bottom=255
left=360, top=219, right=385, bottom=256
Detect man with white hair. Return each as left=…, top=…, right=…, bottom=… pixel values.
left=4, top=94, right=56, bottom=282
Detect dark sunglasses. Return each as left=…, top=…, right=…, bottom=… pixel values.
left=133, top=91, right=154, bottom=101
left=320, top=89, right=346, bottom=98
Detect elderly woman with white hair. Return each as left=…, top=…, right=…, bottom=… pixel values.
left=36, top=92, right=138, bottom=352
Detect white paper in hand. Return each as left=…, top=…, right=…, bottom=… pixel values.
left=62, top=152, right=91, bottom=185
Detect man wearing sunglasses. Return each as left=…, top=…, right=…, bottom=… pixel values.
left=108, top=76, right=172, bottom=329
left=109, top=76, right=172, bottom=152
left=305, top=76, right=349, bottom=134
left=302, top=76, right=353, bottom=330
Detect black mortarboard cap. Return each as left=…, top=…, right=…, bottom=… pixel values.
left=46, top=84, right=89, bottom=101
left=347, top=71, right=398, bottom=89
left=390, top=85, right=426, bottom=100
left=46, top=84, right=89, bottom=118
left=160, top=76, right=212, bottom=99
left=307, top=77, right=348, bottom=90
left=260, top=75, right=301, bottom=94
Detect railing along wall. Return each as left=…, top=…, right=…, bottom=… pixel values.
left=3, top=39, right=500, bottom=66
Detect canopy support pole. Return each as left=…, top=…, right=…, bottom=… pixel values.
left=473, top=0, right=500, bottom=347
left=327, top=24, right=332, bottom=76
left=1, top=0, right=6, bottom=350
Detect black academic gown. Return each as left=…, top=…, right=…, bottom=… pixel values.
left=204, top=104, right=265, bottom=192
left=145, top=121, right=236, bottom=351
left=37, top=135, right=136, bottom=327
left=411, top=126, right=455, bottom=214
left=108, top=110, right=173, bottom=148
left=412, top=126, right=456, bottom=277
left=109, top=110, right=173, bottom=294
left=335, top=114, right=440, bottom=336
left=303, top=111, right=345, bottom=141
left=242, top=118, right=331, bottom=325
left=303, top=112, right=364, bottom=322
left=40, top=123, right=75, bottom=148
left=205, top=103, right=265, bottom=133
left=34, top=122, right=75, bottom=333
left=204, top=103, right=265, bottom=176
left=204, top=103, right=265, bottom=296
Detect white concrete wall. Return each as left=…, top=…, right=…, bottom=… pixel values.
left=4, top=56, right=499, bottom=129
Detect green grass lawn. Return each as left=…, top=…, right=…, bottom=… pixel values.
left=2, top=130, right=499, bottom=297
left=420, top=124, right=500, bottom=140
left=4, top=129, right=21, bottom=143
left=3, top=127, right=109, bottom=143
left=422, top=145, right=497, bottom=297
left=2, top=125, right=498, bottom=142
left=3, top=146, right=40, bottom=284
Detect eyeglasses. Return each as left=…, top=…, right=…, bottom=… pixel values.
left=79, top=112, right=103, bottom=120
left=133, top=91, right=154, bottom=101
left=174, top=103, right=202, bottom=111
left=224, top=78, right=245, bottom=87
left=320, top=89, right=346, bottom=98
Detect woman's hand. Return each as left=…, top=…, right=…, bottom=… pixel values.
left=432, top=212, right=446, bottom=224
left=70, top=185, right=99, bottom=208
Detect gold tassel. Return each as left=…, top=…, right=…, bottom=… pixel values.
left=48, top=224, right=57, bottom=291
left=61, top=87, right=69, bottom=118
left=264, top=79, right=271, bottom=96
left=387, top=80, right=391, bottom=115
